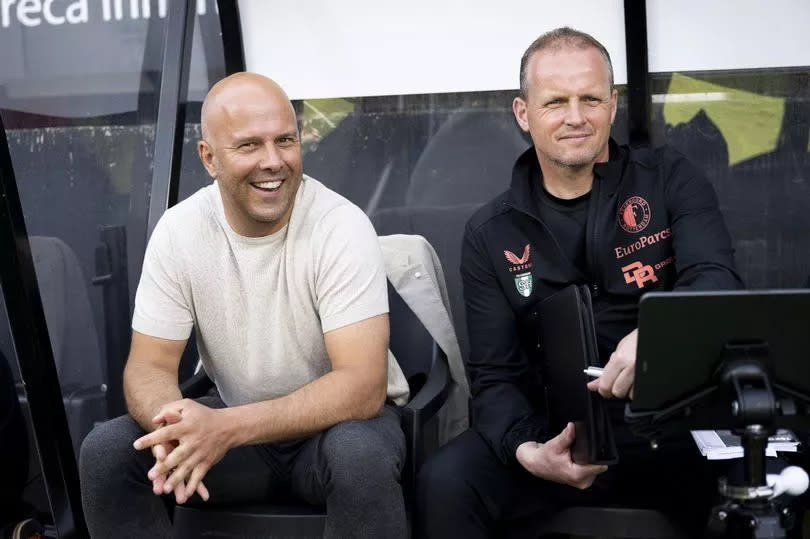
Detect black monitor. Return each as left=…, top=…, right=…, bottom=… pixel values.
left=626, top=290, right=810, bottom=537
left=630, top=289, right=810, bottom=416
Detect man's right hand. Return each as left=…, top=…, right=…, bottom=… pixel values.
left=147, top=408, right=209, bottom=504
left=515, top=422, right=608, bottom=489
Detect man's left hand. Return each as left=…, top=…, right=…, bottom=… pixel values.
left=587, top=328, right=637, bottom=399
left=133, top=399, right=234, bottom=501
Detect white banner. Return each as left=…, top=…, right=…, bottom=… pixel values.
left=647, top=0, right=810, bottom=73
left=240, top=0, right=627, bottom=99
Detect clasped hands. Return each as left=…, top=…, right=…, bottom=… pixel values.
left=133, top=399, right=233, bottom=504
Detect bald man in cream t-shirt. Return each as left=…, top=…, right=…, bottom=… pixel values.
left=134, top=175, right=409, bottom=409
left=79, top=73, right=410, bottom=539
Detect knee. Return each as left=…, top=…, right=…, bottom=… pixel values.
left=417, top=444, right=473, bottom=505
left=79, top=415, right=143, bottom=486
left=320, top=420, right=403, bottom=493
left=416, top=438, right=490, bottom=538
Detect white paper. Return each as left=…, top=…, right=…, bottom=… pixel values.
left=691, top=430, right=800, bottom=461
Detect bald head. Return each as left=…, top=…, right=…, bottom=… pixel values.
left=200, top=72, right=296, bottom=144
left=196, top=72, right=303, bottom=237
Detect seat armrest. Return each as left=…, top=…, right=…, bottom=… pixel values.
left=403, top=342, right=451, bottom=419
left=180, top=370, right=214, bottom=399
left=399, top=342, right=452, bottom=509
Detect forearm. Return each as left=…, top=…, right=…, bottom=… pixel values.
left=223, top=367, right=386, bottom=447
left=674, top=262, right=743, bottom=291
left=124, top=359, right=182, bottom=432
left=667, top=162, right=743, bottom=291
left=471, top=383, right=547, bottom=463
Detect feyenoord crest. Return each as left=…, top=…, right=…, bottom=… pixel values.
left=514, top=272, right=533, bottom=297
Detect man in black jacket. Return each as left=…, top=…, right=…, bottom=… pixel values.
left=417, top=27, right=743, bottom=537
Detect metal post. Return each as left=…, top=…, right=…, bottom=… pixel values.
left=147, top=0, right=196, bottom=239
left=217, top=0, right=246, bottom=74
left=623, top=0, right=651, bottom=146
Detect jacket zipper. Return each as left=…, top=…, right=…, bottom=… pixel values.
left=585, top=176, right=602, bottom=298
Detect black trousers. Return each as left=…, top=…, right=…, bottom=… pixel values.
left=417, top=429, right=719, bottom=538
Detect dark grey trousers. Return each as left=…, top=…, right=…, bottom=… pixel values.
left=79, top=394, right=407, bottom=539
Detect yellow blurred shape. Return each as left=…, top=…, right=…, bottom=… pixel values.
left=300, top=98, right=354, bottom=150
left=663, top=73, right=784, bottom=166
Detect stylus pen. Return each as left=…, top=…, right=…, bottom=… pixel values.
left=583, top=366, right=604, bottom=378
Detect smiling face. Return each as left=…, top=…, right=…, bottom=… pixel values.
left=513, top=45, right=617, bottom=173
left=198, top=74, right=303, bottom=237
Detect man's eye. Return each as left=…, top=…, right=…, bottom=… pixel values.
left=584, top=97, right=601, bottom=104
left=546, top=99, right=563, bottom=107
left=239, top=141, right=257, bottom=150
left=278, top=137, right=297, bottom=146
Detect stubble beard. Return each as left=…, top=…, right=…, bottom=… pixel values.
left=548, top=149, right=597, bottom=171
left=219, top=171, right=299, bottom=236
left=549, top=139, right=608, bottom=170
left=247, top=171, right=302, bottom=226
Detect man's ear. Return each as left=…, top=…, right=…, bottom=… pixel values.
left=609, top=88, right=618, bottom=125
left=513, top=96, right=530, bottom=133
left=197, top=140, right=217, bottom=178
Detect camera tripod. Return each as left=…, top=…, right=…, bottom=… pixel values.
left=704, top=357, right=809, bottom=539
left=705, top=424, right=808, bottom=538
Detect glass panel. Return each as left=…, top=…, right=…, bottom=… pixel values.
left=295, top=89, right=628, bottom=211
left=2, top=47, right=160, bottom=458
left=0, top=2, right=225, bottom=531
left=0, top=3, right=233, bottom=531
left=650, top=69, right=810, bottom=289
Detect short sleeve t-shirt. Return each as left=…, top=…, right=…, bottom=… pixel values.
left=132, top=175, right=409, bottom=406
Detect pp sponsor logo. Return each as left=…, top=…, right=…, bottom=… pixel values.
left=622, top=261, right=658, bottom=289
left=618, top=196, right=651, bottom=234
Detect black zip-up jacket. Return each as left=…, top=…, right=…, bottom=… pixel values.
left=461, top=139, right=743, bottom=464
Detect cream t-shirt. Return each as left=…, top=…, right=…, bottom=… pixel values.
left=132, top=175, right=409, bottom=406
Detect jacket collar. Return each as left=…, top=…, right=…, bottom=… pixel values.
left=507, top=138, right=627, bottom=213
